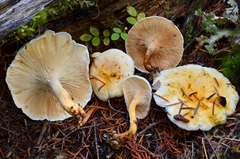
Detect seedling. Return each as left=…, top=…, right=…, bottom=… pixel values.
left=126, top=6, right=145, bottom=25
left=80, top=26, right=101, bottom=46
left=111, top=27, right=128, bottom=41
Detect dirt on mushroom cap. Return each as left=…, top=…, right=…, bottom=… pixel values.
left=153, top=64, right=239, bottom=131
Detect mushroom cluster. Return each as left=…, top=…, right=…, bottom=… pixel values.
left=6, top=15, right=239, bottom=137
left=6, top=30, right=92, bottom=126
left=153, top=64, right=239, bottom=131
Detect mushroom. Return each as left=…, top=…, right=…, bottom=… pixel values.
left=126, top=16, right=184, bottom=73
left=6, top=30, right=92, bottom=126
left=153, top=64, right=239, bottom=131
left=114, top=75, right=152, bottom=140
left=90, top=49, right=134, bottom=101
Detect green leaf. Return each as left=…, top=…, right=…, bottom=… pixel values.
left=90, top=26, right=99, bottom=36
left=127, top=17, right=138, bottom=25
left=111, top=33, right=120, bottom=40
left=137, top=13, right=145, bottom=21
left=120, top=32, right=128, bottom=40
left=80, top=34, right=93, bottom=41
left=92, top=37, right=100, bottom=46
left=205, top=44, right=215, bottom=54
left=103, top=37, right=110, bottom=45
left=231, top=149, right=240, bottom=153
left=103, top=29, right=110, bottom=37
left=218, top=152, right=224, bottom=156
left=127, top=6, right=137, bottom=17
left=113, top=27, right=122, bottom=33
left=195, top=8, right=204, bottom=17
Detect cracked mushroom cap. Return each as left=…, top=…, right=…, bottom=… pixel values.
left=90, top=49, right=134, bottom=101
left=6, top=30, right=92, bottom=121
left=122, top=75, right=152, bottom=119
left=126, top=16, right=184, bottom=73
left=153, top=64, right=239, bottom=131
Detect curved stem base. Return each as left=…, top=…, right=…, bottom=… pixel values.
left=144, top=48, right=155, bottom=72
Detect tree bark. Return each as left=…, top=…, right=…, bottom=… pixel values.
left=0, top=0, right=53, bottom=40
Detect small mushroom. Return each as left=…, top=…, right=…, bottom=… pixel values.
left=6, top=30, right=92, bottom=126
left=90, top=49, right=134, bottom=101
left=153, top=64, right=239, bottom=131
left=114, top=75, right=152, bottom=140
left=126, top=16, right=184, bottom=73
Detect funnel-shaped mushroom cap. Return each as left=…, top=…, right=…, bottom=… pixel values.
left=90, top=49, right=134, bottom=101
left=126, top=16, right=184, bottom=73
left=153, top=64, right=239, bottom=131
left=122, top=75, right=152, bottom=119
left=6, top=30, right=92, bottom=121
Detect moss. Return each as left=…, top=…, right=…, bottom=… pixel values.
left=221, top=44, right=240, bottom=85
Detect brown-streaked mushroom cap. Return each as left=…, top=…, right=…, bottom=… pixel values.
left=153, top=64, right=239, bottom=131
left=90, top=49, right=134, bottom=101
left=126, top=16, right=184, bottom=73
left=111, top=75, right=152, bottom=147
left=6, top=30, right=92, bottom=122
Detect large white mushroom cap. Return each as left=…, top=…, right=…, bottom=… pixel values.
left=6, top=30, right=92, bottom=121
left=153, top=64, right=239, bottom=131
left=90, top=49, right=134, bottom=101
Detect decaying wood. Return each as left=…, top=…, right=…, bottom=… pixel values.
left=0, top=0, right=53, bottom=40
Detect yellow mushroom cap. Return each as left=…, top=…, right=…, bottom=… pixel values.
left=126, top=16, right=184, bottom=73
left=90, top=49, right=134, bottom=101
left=6, top=30, right=92, bottom=121
left=122, top=75, right=152, bottom=119
left=153, top=64, right=239, bottom=131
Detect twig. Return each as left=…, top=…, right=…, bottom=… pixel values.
left=203, top=132, right=219, bottom=159
left=137, top=120, right=164, bottom=137
left=191, top=142, right=194, bottom=159
left=136, top=143, right=157, bottom=158
left=202, top=137, right=208, bottom=159
left=30, top=122, right=49, bottom=157
left=94, top=120, right=99, bottom=159
left=48, top=123, right=104, bottom=148
left=210, top=122, right=239, bottom=159
left=108, top=99, right=127, bottom=114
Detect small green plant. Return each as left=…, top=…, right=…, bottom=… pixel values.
left=29, top=10, right=48, bottom=33
left=126, top=6, right=145, bottom=25
left=80, top=26, right=128, bottom=46
left=80, top=6, right=145, bottom=47
left=80, top=27, right=100, bottom=46
left=111, top=27, right=128, bottom=41
left=195, top=8, right=240, bottom=54
left=231, top=149, right=240, bottom=153
left=9, top=26, right=35, bottom=40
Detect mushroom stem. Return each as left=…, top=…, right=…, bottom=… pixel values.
left=144, top=48, right=155, bottom=72
left=49, top=79, right=86, bottom=123
left=115, top=97, right=138, bottom=140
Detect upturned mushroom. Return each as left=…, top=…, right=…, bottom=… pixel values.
left=90, top=49, right=134, bottom=101
left=126, top=16, right=184, bottom=73
left=153, top=64, right=239, bottom=131
left=114, top=75, right=152, bottom=141
left=6, top=30, right=92, bottom=126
